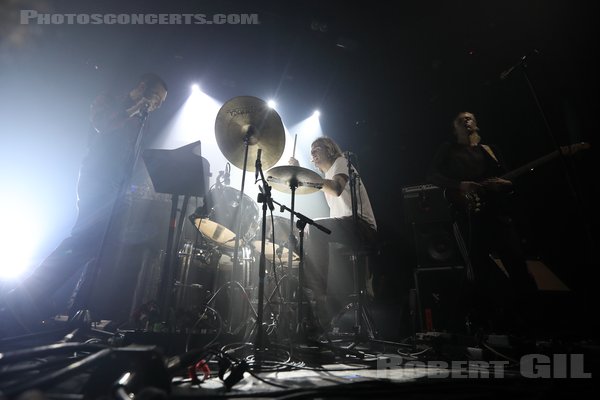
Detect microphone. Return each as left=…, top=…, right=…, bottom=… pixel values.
left=275, top=245, right=284, bottom=257
left=500, top=49, right=539, bottom=80
left=224, top=163, right=231, bottom=186
left=139, top=102, right=150, bottom=120
left=255, top=148, right=262, bottom=182
left=344, top=151, right=358, bottom=168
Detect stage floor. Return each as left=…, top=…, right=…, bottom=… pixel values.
left=1, top=323, right=598, bottom=399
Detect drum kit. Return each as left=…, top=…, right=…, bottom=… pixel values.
left=170, top=96, right=327, bottom=343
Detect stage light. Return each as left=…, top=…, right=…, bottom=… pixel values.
left=287, top=111, right=323, bottom=165
left=313, top=110, right=320, bottom=117
left=154, top=86, right=221, bottom=149
left=267, top=100, right=277, bottom=109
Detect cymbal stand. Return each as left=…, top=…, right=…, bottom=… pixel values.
left=226, top=129, right=254, bottom=333
left=287, top=182, right=298, bottom=323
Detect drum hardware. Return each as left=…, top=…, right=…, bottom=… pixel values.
left=214, top=96, right=285, bottom=341
left=263, top=166, right=325, bottom=338
left=254, top=148, right=321, bottom=351
left=172, top=241, right=259, bottom=335
left=268, top=197, right=331, bottom=341
left=265, top=165, right=323, bottom=296
left=173, top=241, right=220, bottom=318
left=174, top=281, right=204, bottom=289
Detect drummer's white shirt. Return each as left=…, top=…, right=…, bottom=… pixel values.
left=324, top=156, right=377, bottom=230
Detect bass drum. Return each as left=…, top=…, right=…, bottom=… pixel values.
left=191, top=186, right=259, bottom=250
left=212, top=246, right=257, bottom=332
left=173, top=242, right=219, bottom=311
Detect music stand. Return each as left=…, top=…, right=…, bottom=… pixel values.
left=142, top=141, right=209, bottom=325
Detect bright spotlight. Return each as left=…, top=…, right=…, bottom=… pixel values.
left=313, top=110, right=320, bottom=117
left=0, top=197, right=42, bottom=279
left=155, top=86, right=221, bottom=148
left=267, top=100, right=277, bottom=109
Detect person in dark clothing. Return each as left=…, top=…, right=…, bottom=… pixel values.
left=0, top=74, right=167, bottom=334
left=428, top=111, right=537, bottom=334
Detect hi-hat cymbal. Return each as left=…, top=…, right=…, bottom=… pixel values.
left=215, top=96, right=285, bottom=171
left=266, top=165, right=324, bottom=194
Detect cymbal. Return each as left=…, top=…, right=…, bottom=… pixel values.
left=215, top=96, right=285, bottom=171
left=266, top=165, right=324, bottom=194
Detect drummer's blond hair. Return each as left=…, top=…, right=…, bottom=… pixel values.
left=312, top=137, right=343, bottom=162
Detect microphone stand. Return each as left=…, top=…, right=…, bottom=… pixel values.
left=71, top=106, right=151, bottom=331
left=3, top=108, right=153, bottom=346
left=502, top=52, right=594, bottom=256
left=344, top=152, right=377, bottom=345
left=253, top=150, right=272, bottom=360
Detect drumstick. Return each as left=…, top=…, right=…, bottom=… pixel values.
left=292, top=134, right=297, bottom=159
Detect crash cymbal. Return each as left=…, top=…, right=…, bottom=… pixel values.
left=215, top=96, right=285, bottom=171
left=266, top=165, right=324, bottom=194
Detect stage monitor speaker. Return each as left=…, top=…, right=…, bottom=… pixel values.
left=411, top=221, right=463, bottom=268
left=414, top=266, right=467, bottom=333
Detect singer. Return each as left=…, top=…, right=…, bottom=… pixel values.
left=0, top=74, right=167, bottom=336
left=427, top=111, right=537, bottom=334
left=289, top=136, right=377, bottom=328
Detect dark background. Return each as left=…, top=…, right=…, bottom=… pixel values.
left=1, top=0, right=598, bottom=326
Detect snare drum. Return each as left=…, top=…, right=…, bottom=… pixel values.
left=191, top=186, right=260, bottom=250
left=252, top=215, right=300, bottom=263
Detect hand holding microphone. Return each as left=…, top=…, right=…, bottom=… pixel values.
left=127, top=97, right=151, bottom=118
left=139, top=101, right=150, bottom=120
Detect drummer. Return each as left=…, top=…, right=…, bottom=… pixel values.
left=289, top=137, right=377, bottom=321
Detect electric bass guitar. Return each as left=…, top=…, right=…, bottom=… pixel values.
left=443, top=142, right=590, bottom=214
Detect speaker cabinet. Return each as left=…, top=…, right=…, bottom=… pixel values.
left=412, top=221, right=463, bottom=268
left=402, top=184, right=463, bottom=268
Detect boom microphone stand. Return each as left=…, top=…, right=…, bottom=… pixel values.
left=253, top=149, right=273, bottom=357
left=500, top=50, right=594, bottom=249
left=270, top=200, right=332, bottom=341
